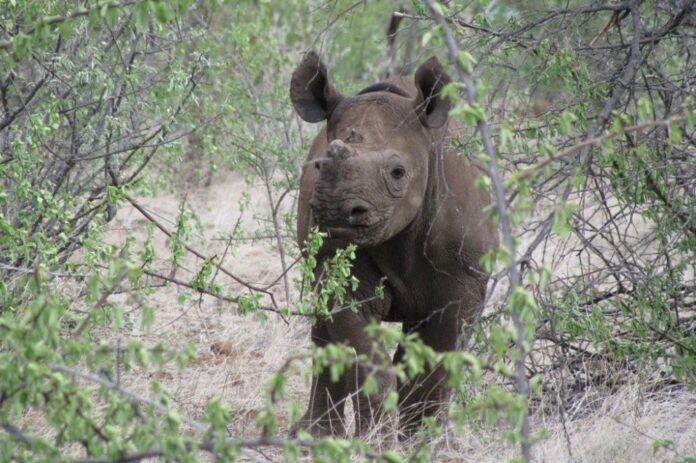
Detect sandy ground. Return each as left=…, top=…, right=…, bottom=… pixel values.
left=98, top=169, right=696, bottom=462
left=103, top=169, right=307, bottom=435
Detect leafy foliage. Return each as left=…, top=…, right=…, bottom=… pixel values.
left=1, top=0, right=695, bottom=462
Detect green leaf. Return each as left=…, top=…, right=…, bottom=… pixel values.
left=12, top=33, right=30, bottom=59
left=383, top=391, right=399, bottom=411
left=141, top=306, right=155, bottom=332
left=362, top=375, right=378, bottom=397
left=134, top=1, right=151, bottom=30
left=636, top=97, right=653, bottom=121
left=380, top=450, right=406, bottom=463
left=155, top=3, right=176, bottom=23
left=458, top=50, right=477, bottom=74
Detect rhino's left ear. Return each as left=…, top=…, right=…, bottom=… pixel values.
left=290, top=51, right=343, bottom=123
left=414, top=57, right=452, bottom=128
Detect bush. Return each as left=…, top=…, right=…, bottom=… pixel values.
left=1, top=1, right=694, bottom=462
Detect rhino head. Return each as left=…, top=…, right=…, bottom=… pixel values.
left=291, top=52, right=452, bottom=247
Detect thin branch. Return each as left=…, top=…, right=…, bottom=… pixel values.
left=514, top=111, right=695, bottom=182
left=0, top=1, right=139, bottom=51
left=141, top=268, right=299, bottom=317
left=72, top=270, right=128, bottom=337
left=423, top=0, right=531, bottom=460
left=124, top=195, right=276, bottom=298
left=519, top=0, right=646, bottom=269
left=0, top=77, right=46, bottom=132
left=0, top=422, right=37, bottom=448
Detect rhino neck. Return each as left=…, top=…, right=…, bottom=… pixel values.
left=418, top=125, right=495, bottom=280
left=420, top=127, right=451, bottom=233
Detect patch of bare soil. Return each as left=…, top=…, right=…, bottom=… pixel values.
left=101, top=169, right=309, bottom=442
left=97, top=169, right=695, bottom=462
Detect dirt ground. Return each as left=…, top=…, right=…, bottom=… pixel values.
left=100, top=168, right=696, bottom=462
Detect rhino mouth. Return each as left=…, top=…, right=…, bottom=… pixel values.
left=312, top=206, right=379, bottom=228
left=323, top=219, right=380, bottom=232
left=310, top=196, right=386, bottom=242
left=316, top=218, right=385, bottom=242
left=324, top=225, right=383, bottom=244
left=325, top=223, right=370, bottom=236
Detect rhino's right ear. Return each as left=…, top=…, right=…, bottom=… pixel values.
left=290, top=51, right=343, bottom=123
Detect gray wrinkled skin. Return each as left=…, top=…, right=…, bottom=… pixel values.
left=290, top=52, right=498, bottom=438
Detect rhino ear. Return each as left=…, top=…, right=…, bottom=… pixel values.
left=414, top=56, right=452, bottom=128
left=290, top=51, right=343, bottom=123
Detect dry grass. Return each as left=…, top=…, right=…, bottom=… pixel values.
left=86, top=169, right=696, bottom=462
left=420, top=382, right=696, bottom=463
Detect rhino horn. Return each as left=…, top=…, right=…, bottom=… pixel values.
left=327, top=139, right=355, bottom=161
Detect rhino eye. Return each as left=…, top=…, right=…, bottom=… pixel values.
left=391, top=166, right=406, bottom=179
left=314, top=161, right=321, bottom=170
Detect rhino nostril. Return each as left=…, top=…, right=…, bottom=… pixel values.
left=350, top=206, right=369, bottom=218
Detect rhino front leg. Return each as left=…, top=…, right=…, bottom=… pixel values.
left=396, top=354, right=451, bottom=438
left=294, top=259, right=394, bottom=437
left=392, top=325, right=451, bottom=438
left=291, top=322, right=349, bottom=437
left=394, top=279, right=487, bottom=438
left=294, top=308, right=395, bottom=437
left=325, top=308, right=396, bottom=436
left=395, top=289, right=483, bottom=438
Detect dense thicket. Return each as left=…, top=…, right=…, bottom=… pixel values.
left=1, top=1, right=694, bottom=462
